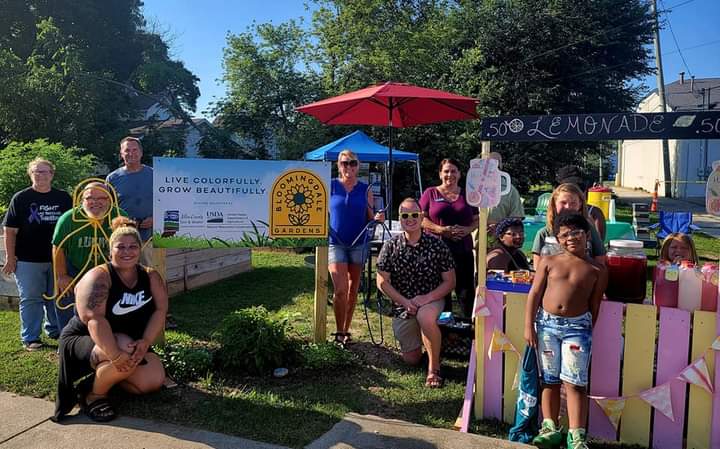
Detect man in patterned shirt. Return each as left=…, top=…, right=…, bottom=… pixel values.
left=376, top=197, right=456, bottom=388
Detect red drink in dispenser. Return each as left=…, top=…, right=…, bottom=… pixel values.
left=654, top=262, right=679, bottom=308
left=606, top=240, right=647, bottom=303
left=701, top=263, right=718, bottom=312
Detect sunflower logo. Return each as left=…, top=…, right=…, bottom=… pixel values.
left=270, top=169, right=328, bottom=237
left=285, top=185, right=315, bottom=215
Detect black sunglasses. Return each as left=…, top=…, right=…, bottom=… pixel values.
left=339, top=160, right=358, bottom=167
left=400, top=212, right=421, bottom=219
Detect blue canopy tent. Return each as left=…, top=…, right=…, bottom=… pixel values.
left=304, top=130, right=423, bottom=204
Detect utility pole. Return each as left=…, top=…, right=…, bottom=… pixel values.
left=652, top=0, right=672, bottom=198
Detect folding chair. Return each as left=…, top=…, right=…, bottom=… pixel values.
left=648, top=211, right=701, bottom=254
left=535, top=192, right=552, bottom=216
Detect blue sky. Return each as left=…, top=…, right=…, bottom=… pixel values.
left=143, top=0, right=720, bottom=118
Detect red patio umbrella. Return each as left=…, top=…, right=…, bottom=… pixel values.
left=296, top=82, right=479, bottom=224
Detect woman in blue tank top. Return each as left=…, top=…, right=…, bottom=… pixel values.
left=329, top=150, right=383, bottom=345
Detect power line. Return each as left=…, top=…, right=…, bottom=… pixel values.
left=663, top=0, right=697, bottom=9
left=506, top=3, right=681, bottom=70
left=550, top=38, right=720, bottom=83
left=660, top=0, right=692, bottom=76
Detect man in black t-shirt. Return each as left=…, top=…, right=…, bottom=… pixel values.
left=376, top=198, right=456, bottom=388
left=2, top=158, right=72, bottom=350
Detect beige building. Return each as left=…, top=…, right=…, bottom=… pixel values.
left=617, top=76, right=720, bottom=199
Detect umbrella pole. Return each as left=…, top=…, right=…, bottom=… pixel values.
left=387, top=101, right=394, bottom=230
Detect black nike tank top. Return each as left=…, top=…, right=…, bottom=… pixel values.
left=105, top=263, right=155, bottom=340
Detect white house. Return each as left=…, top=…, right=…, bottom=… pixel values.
left=617, top=76, right=720, bottom=199
left=124, top=92, right=245, bottom=158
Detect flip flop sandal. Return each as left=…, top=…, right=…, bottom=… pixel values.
left=342, top=332, right=354, bottom=345
left=425, top=371, right=444, bottom=389
left=82, top=397, right=117, bottom=422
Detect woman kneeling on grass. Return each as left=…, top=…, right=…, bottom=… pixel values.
left=53, top=217, right=167, bottom=422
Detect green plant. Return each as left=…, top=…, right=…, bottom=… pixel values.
left=213, top=306, right=292, bottom=375
left=300, top=342, right=358, bottom=370
left=156, top=342, right=213, bottom=382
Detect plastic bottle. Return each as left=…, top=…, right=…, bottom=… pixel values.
left=653, top=261, right=679, bottom=308
left=700, top=263, right=718, bottom=312
left=678, top=261, right=702, bottom=312
left=540, top=236, right=563, bottom=256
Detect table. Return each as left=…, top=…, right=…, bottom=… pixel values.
left=521, top=218, right=636, bottom=253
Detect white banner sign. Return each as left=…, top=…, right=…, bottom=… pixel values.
left=153, top=157, right=331, bottom=248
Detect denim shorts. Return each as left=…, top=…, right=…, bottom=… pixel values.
left=536, top=309, right=592, bottom=387
left=328, top=244, right=368, bottom=266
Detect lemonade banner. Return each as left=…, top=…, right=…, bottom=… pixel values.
left=153, top=157, right=331, bottom=248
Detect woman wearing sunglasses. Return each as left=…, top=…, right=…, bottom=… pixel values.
left=328, top=150, right=383, bottom=346
left=419, top=158, right=479, bottom=317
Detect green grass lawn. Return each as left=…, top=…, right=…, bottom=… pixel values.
left=0, top=251, right=505, bottom=447
left=0, top=242, right=709, bottom=448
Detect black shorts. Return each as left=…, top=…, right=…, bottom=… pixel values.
left=59, top=317, right=95, bottom=371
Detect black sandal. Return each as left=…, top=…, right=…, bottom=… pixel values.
left=343, top=332, right=353, bottom=345
left=82, top=396, right=117, bottom=422
left=331, top=332, right=346, bottom=346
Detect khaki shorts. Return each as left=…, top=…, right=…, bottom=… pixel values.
left=392, top=315, right=423, bottom=353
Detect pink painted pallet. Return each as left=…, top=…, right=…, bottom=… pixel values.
left=588, top=301, right=624, bottom=440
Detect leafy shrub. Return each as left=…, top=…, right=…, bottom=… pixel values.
left=156, top=342, right=214, bottom=382
left=0, top=139, right=96, bottom=213
left=300, top=342, right=357, bottom=370
left=213, top=306, right=291, bottom=375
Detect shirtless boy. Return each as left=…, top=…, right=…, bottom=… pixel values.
left=524, top=213, right=608, bottom=449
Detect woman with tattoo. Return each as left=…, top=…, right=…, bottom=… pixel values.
left=53, top=217, right=167, bottom=422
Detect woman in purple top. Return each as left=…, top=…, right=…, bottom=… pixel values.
left=419, top=158, right=479, bottom=316
left=328, top=150, right=384, bottom=345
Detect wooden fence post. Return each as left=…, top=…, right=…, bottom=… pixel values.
left=313, top=246, right=329, bottom=343
left=474, top=140, right=491, bottom=420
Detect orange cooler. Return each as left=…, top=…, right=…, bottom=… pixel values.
left=587, top=186, right=612, bottom=219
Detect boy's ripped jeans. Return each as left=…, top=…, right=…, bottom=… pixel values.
left=535, top=309, right=592, bottom=386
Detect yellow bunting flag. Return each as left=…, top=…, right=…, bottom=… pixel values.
left=594, top=398, right=626, bottom=431
left=487, top=327, right=517, bottom=360
left=639, top=383, right=674, bottom=422
left=677, top=356, right=714, bottom=394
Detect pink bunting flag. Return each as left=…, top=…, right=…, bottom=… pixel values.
left=711, top=336, right=720, bottom=351
left=473, top=286, right=491, bottom=318
left=677, top=356, right=714, bottom=394
left=639, top=383, right=675, bottom=422
left=593, top=397, right=626, bottom=431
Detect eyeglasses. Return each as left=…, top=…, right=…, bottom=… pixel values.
left=339, top=160, right=359, bottom=167
left=556, top=229, right=586, bottom=241
left=400, top=212, right=421, bottom=219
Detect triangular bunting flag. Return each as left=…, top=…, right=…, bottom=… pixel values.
left=487, top=327, right=516, bottom=360
left=594, top=397, right=625, bottom=431
left=473, top=287, right=491, bottom=318
left=639, top=383, right=674, bottom=422
left=711, top=336, right=720, bottom=351
left=678, top=356, right=714, bottom=394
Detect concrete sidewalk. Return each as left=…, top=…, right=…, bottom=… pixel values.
left=0, top=392, right=290, bottom=449
left=612, top=186, right=720, bottom=237
left=0, top=392, right=531, bottom=449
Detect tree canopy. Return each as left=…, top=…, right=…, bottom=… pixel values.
left=0, top=0, right=199, bottom=165
left=215, top=0, right=655, bottom=192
